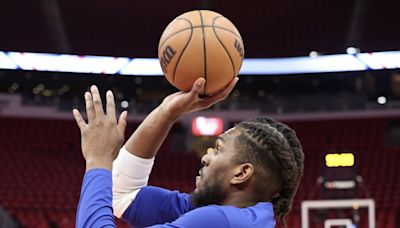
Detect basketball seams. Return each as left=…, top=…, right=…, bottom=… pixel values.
left=158, top=18, right=191, bottom=53
left=212, top=16, right=236, bottom=80
left=159, top=25, right=243, bottom=51
left=198, top=10, right=207, bottom=95
left=172, top=19, right=194, bottom=85
left=213, top=26, right=243, bottom=44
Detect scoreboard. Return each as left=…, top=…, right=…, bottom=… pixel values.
left=320, top=152, right=359, bottom=199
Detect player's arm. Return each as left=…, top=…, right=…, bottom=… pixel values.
left=112, top=77, right=238, bottom=218
left=72, top=86, right=127, bottom=228
left=76, top=169, right=115, bottom=228
left=125, top=77, right=238, bottom=159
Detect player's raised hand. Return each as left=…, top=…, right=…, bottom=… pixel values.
left=72, top=85, right=127, bottom=171
left=160, top=77, right=238, bottom=120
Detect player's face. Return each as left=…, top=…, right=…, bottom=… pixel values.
left=191, top=128, right=239, bottom=206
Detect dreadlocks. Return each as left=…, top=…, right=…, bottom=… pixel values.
left=235, top=117, right=304, bottom=226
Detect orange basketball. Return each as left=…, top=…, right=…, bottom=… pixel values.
left=158, top=10, right=244, bottom=95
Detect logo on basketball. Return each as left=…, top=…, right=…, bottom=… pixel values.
left=234, top=40, right=244, bottom=57
left=160, top=45, right=177, bottom=73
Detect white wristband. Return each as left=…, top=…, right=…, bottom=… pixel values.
left=112, top=146, right=155, bottom=218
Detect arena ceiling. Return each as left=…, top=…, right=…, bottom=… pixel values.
left=0, top=0, right=399, bottom=58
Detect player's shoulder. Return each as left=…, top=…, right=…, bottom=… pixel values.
left=190, top=204, right=226, bottom=214
left=173, top=205, right=230, bottom=227
left=179, top=203, right=275, bottom=228
left=182, top=204, right=246, bottom=221
left=166, top=203, right=276, bottom=228
left=189, top=202, right=273, bottom=215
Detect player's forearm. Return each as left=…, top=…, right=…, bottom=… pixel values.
left=112, top=105, right=175, bottom=218
left=124, top=104, right=178, bottom=159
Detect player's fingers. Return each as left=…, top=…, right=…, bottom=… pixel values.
left=189, top=77, right=205, bottom=98
left=199, top=77, right=238, bottom=106
left=106, top=90, right=116, bottom=121
left=72, top=109, right=87, bottom=130
left=117, top=111, right=128, bottom=136
left=220, top=77, right=238, bottom=96
left=90, top=85, right=105, bottom=117
left=85, top=92, right=95, bottom=121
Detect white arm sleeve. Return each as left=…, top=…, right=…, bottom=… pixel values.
left=112, top=146, right=155, bottom=218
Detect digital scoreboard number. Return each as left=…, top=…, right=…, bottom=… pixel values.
left=325, top=153, right=355, bottom=168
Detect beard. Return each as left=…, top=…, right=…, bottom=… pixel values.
left=190, top=177, right=227, bottom=207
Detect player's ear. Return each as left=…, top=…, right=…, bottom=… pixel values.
left=230, top=163, right=254, bottom=185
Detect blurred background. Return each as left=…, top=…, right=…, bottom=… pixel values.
left=0, top=0, right=399, bottom=227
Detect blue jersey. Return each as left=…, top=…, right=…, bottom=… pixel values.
left=76, top=169, right=115, bottom=228
left=76, top=169, right=276, bottom=228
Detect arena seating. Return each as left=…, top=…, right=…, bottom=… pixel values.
left=0, top=116, right=398, bottom=227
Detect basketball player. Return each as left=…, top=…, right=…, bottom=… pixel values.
left=73, top=78, right=304, bottom=227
